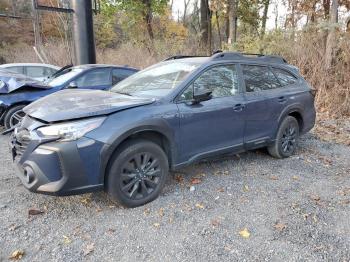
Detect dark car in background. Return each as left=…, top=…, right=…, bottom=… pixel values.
left=10, top=52, right=316, bottom=207
left=0, top=64, right=138, bottom=129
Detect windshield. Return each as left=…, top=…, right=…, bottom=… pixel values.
left=47, top=68, right=83, bottom=87
left=110, top=61, right=201, bottom=98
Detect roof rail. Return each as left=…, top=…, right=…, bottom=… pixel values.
left=211, top=52, right=287, bottom=64
left=163, top=55, right=207, bottom=61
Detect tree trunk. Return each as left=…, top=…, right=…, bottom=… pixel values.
left=261, top=0, right=270, bottom=38
left=200, top=0, right=209, bottom=51
left=227, top=0, right=237, bottom=44
left=274, top=2, right=278, bottom=30
left=215, top=11, right=222, bottom=50
left=325, top=0, right=338, bottom=70
left=323, top=0, right=330, bottom=19
left=142, top=0, right=154, bottom=41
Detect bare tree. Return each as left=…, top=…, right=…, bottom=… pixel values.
left=227, top=0, right=238, bottom=44
left=200, top=0, right=210, bottom=51
left=142, top=0, right=154, bottom=40
left=261, top=0, right=270, bottom=38
left=183, top=0, right=191, bottom=24
left=325, top=0, right=338, bottom=69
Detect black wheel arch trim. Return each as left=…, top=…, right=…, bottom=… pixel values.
left=276, top=103, right=304, bottom=135
left=98, top=120, right=177, bottom=184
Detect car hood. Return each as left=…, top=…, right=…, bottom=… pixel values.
left=0, top=70, right=49, bottom=94
left=24, top=89, right=155, bottom=122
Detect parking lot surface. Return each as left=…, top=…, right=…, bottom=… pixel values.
left=0, top=133, right=349, bottom=261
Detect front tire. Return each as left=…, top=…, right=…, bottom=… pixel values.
left=4, top=105, right=26, bottom=129
left=106, top=139, right=169, bottom=208
left=268, top=116, right=299, bottom=159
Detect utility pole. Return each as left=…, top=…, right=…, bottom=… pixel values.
left=71, top=0, right=96, bottom=64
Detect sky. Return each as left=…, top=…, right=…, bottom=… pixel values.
left=171, top=0, right=350, bottom=30
left=171, top=0, right=287, bottom=30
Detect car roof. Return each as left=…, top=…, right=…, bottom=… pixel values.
left=72, top=64, right=138, bottom=71
left=0, top=63, right=60, bottom=69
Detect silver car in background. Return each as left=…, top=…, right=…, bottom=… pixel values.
left=0, top=63, right=60, bottom=81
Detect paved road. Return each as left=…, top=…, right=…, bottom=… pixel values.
left=0, top=133, right=349, bottom=261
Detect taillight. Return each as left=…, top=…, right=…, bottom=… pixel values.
left=310, top=89, right=317, bottom=97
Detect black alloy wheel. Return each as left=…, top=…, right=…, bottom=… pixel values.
left=107, top=139, right=169, bottom=208
left=120, top=152, right=161, bottom=200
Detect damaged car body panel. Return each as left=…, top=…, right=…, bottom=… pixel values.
left=0, top=69, right=51, bottom=94
left=24, top=89, right=155, bottom=122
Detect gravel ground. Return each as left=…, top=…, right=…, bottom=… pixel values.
left=0, top=133, right=349, bottom=261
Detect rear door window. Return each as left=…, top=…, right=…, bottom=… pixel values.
left=112, top=69, right=135, bottom=85
left=76, top=68, right=112, bottom=87
left=272, top=68, right=297, bottom=86
left=242, top=65, right=281, bottom=92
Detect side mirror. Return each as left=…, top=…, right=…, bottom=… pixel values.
left=67, top=81, right=78, bottom=89
left=193, top=88, right=212, bottom=104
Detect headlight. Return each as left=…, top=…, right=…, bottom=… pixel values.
left=36, top=117, right=105, bottom=142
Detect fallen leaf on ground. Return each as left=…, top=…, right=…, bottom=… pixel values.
left=83, top=243, right=95, bottom=256
left=63, top=235, right=72, bottom=244
left=144, top=208, right=150, bottom=215
left=243, top=185, right=249, bottom=192
left=80, top=197, right=92, bottom=205
left=310, top=195, right=321, bottom=201
left=158, top=208, right=164, bottom=217
left=28, top=208, right=44, bottom=216
left=211, top=219, right=220, bottom=227
left=274, top=223, right=287, bottom=232
left=153, top=223, right=160, bottom=228
left=239, top=228, right=250, bottom=238
left=174, top=175, right=184, bottom=183
left=9, top=250, right=24, bottom=260
left=195, top=203, right=205, bottom=209
left=190, top=178, right=202, bottom=185
left=269, top=176, right=279, bottom=180
left=8, top=224, right=21, bottom=231
left=292, top=176, right=299, bottom=180
left=106, top=228, right=116, bottom=234
left=217, top=187, right=225, bottom=192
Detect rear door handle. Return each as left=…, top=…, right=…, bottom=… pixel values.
left=233, top=104, right=245, bottom=112
left=278, top=96, right=287, bottom=103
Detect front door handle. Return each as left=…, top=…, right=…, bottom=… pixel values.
left=278, top=96, right=287, bottom=103
left=233, top=104, right=245, bottom=112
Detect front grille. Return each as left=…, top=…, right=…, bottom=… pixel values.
left=13, top=129, right=31, bottom=157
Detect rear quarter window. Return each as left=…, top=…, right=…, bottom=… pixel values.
left=242, top=64, right=281, bottom=92
left=272, top=68, right=297, bottom=86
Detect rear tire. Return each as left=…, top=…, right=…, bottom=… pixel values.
left=268, top=116, right=299, bottom=159
left=4, top=105, right=26, bottom=129
left=106, top=139, right=169, bottom=208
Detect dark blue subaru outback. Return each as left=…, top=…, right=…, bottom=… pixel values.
left=10, top=52, right=316, bottom=207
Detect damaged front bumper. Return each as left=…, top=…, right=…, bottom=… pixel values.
left=10, top=130, right=105, bottom=196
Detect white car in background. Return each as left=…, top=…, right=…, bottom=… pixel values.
left=0, top=63, right=60, bottom=81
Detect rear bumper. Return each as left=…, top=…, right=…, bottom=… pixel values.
left=12, top=137, right=105, bottom=196
left=301, top=107, right=316, bottom=135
